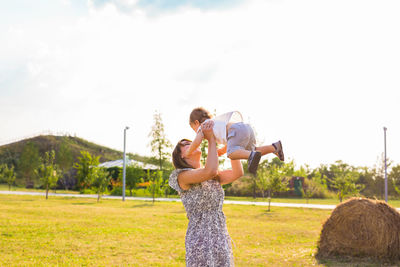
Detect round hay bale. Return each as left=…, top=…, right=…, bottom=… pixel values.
left=317, top=197, right=400, bottom=260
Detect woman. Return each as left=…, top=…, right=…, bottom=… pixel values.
left=169, top=120, right=244, bottom=267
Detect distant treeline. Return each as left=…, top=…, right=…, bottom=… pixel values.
left=1, top=134, right=400, bottom=202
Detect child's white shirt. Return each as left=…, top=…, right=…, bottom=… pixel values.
left=198, top=111, right=243, bottom=145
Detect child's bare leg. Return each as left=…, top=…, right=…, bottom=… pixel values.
left=257, top=141, right=284, bottom=161
left=255, top=145, right=275, bottom=156
left=228, top=149, right=251, bottom=160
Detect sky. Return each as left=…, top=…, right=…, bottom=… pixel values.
left=1, top=0, right=399, bottom=169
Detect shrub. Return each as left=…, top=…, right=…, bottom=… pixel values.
left=225, top=176, right=255, bottom=197
left=303, top=178, right=334, bottom=199
left=110, top=187, right=123, bottom=196
left=80, top=188, right=96, bottom=194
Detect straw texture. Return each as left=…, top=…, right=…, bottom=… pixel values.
left=317, top=198, right=400, bottom=260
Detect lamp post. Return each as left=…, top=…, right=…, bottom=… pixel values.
left=122, top=126, right=129, bottom=201
left=384, top=127, right=387, bottom=203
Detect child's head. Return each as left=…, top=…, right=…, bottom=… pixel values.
left=189, top=107, right=212, bottom=132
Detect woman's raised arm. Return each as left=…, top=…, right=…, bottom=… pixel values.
left=178, top=121, right=218, bottom=190
left=217, top=159, right=244, bottom=185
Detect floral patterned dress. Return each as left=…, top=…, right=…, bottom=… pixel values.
left=169, top=168, right=234, bottom=267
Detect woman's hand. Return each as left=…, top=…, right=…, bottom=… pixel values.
left=201, top=120, right=214, bottom=141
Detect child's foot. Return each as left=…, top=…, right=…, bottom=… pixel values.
left=248, top=151, right=261, bottom=176
left=272, top=141, right=284, bottom=161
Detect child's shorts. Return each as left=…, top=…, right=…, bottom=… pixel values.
left=226, top=122, right=256, bottom=156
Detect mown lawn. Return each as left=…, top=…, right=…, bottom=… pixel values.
left=1, top=195, right=397, bottom=266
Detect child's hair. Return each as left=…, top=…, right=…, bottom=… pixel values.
left=189, top=107, right=212, bottom=124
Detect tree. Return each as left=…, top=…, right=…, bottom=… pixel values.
left=73, top=151, right=100, bottom=190
left=91, top=167, right=111, bottom=202
left=0, top=164, right=16, bottom=190
left=148, top=111, right=172, bottom=172
left=390, top=164, right=400, bottom=196
left=146, top=170, right=164, bottom=204
left=0, top=148, right=18, bottom=169
left=373, top=153, right=394, bottom=198
left=257, top=164, right=289, bottom=211
left=303, top=169, right=331, bottom=200
left=0, top=164, right=4, bottom=183
left=256, top=168, right=270, bottom=199
left=18, top=142, right=41, bottom=188
left=330, top=161, right=363, bottom=202
left=35, top=150, right=59, bottom=199
left=56, top=140, right=74, bottom=190
left=302, top=178, right=322, bottom=204
left=316, top=163, right=335, bottom=191
left=252, top=158, right=291, bottom=200
left=358, top=166, right=376, bottom=198
left=310, top=169, right=328, bottom=189
left=161, top=167, right=175, bottom=197
left=119, top=164, right=144, bottom=196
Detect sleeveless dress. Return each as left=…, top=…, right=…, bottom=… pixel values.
left=169, top=168, right=234, bottom=267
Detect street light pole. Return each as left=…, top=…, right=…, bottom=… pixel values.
left=122, top=126, right=129, bottom=201
left=384, top=127, right=387, bottom=203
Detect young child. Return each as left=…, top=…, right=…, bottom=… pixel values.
left=184, top=107, right=284, bottom=175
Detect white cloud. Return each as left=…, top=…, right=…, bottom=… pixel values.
left=61, top=0, right=71, bottom=6
left=0, top=0, right=400, bottom=168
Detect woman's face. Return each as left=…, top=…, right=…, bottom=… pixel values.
left=180, top=140, right=201, bottom=159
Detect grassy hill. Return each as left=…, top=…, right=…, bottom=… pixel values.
left=0, top=135, right=153, bottom=167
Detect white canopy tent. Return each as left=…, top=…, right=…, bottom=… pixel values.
left=98, top=159, right=158, bottom=170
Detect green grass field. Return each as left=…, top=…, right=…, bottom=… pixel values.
left=1, top=194, right=397, bottom=266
